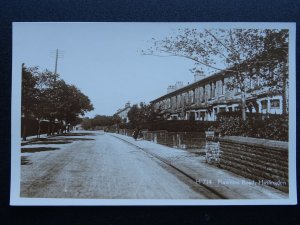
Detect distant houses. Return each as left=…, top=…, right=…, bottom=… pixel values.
left=115, top=102, right=131, bottom=123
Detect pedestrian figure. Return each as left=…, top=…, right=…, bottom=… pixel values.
left=138, top=130, right=143, bottom=139
left=37, top=126, right=41, bottom=138
left=133, top=128, right=139, bottom=140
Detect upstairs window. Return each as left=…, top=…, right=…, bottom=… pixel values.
left=191, top=90, right=195, bottom=103
left=221, top=79, right=225, bottom=95
left=201, top=87, right=205, bottom=103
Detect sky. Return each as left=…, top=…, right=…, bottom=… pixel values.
left=13, top=22, right=292, bottom=117
left=13, top=23, right=203, bottom=117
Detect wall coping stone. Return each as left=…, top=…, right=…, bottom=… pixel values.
left=220, top=136, right=288, bottom=152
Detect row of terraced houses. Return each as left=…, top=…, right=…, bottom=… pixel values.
left=150, top=69, right=287, bottom=121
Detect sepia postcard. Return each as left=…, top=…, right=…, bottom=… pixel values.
left=10, top=22, right=296, bottom=205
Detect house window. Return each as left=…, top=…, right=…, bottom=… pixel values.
left=193, top=90, right=196, bottom=103
left=211, top=82, right=216, bottom=98
left=235, top=86, right=241, bottom=94
left=201, top=87, right=205, bottom=103
left=261, top=100, right=268, bottom=110
left=185, top=92, right=189, bottom=105
left=221, top=78, right=225, bottom=95
left=190, top=90, right=194, bottom=103
left=200, top=111, right=205, bottom=121
left=219, top=107, right=226, bottom=112
left=270, top=99, right=280, bottom=109
left=171, top=115, right=178, bottom=120
left=181, top=94, right=184, bottom=107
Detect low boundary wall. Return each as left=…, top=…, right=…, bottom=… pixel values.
left=219, top=136, right=288, bottom=192
left=116, top=129, right=288, bottom=193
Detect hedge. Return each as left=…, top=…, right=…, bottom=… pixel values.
left=217, top=111, right=288, bottom=141
left=140, top=120, right=218, bottom=132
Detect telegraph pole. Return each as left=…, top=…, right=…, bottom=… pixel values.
left=54, top=48, right=58, bottom=75
left=49, top=48, right=64, bottom=135
left=51, top=48, right=64, bottom=81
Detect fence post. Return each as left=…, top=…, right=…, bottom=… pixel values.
left=205, top=131, right=220, bottom=165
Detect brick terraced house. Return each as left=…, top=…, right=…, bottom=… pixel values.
left=151, top=68, right=287, bottom=121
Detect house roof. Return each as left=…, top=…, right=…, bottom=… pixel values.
left=115, top=106, right=131, bottom=115
left=150, top=70, right=230, bottom=104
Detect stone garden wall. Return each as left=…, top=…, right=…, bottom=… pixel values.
left=117, top=129, right=289, bottom=193
left=219, top=136, right=289, bottom=192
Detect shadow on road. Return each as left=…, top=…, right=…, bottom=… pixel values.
left=23, top=141, right=72, bottom=145
left=21, top=147, right=60, bottom=153
left=52, top=138, right=95, bottom=141
left=21, top=156, right=32, bottom=165
left=61, top=132, right=96, bottom=136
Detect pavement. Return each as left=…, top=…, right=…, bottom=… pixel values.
left=111, top=133, right=288, bottom=199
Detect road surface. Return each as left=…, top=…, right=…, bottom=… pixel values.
left=21, top=131, right=207, bottom=199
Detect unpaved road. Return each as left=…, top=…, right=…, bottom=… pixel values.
left=21, top=131, right=206, bottom=199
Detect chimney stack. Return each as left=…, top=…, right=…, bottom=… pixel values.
left=175, top=81, right=184, bottom=90
left=167, top=85, right=176, bottom=93
left=194, top=70, right=205, bottom=82
left=167, top=81, right=185, bottom=93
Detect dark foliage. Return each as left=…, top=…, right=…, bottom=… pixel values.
left=81, top=115, right=121, bottom=130
left=217, top=111, right=288, bottom=141
left=127, top=102, right=162, bottom=129
left=21, top=65, right=94, bottom=139
left=141, top=120, right=218, bottom=132
left=21, top=118, right=60, bottom=137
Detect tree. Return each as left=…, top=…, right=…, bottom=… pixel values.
left=127, top=102, right=162, bottom=129
left=21, top=65, right=94, bottom=136
left=111, top=114, right=122, bottom=130
left=21, top=64, right=39, bottom=140
left=81, top=117, right=93, bottom=130
left=92, top=115, right=117, bottom=127
left=35, top=70, right=94, bottom=133
left=143, top=28, right=288, bottom=120
left=35, top=70, right=61, bottom=135
left=60, top=84, right=94, bottom=125
left=127, top=104, right=140, bottom=129
left=80, top=115, right=120, bottom=130
left=256, top=29, right=289, bottom=114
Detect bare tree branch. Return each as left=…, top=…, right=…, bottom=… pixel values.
left=142, top=52, right=235, bottom=72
